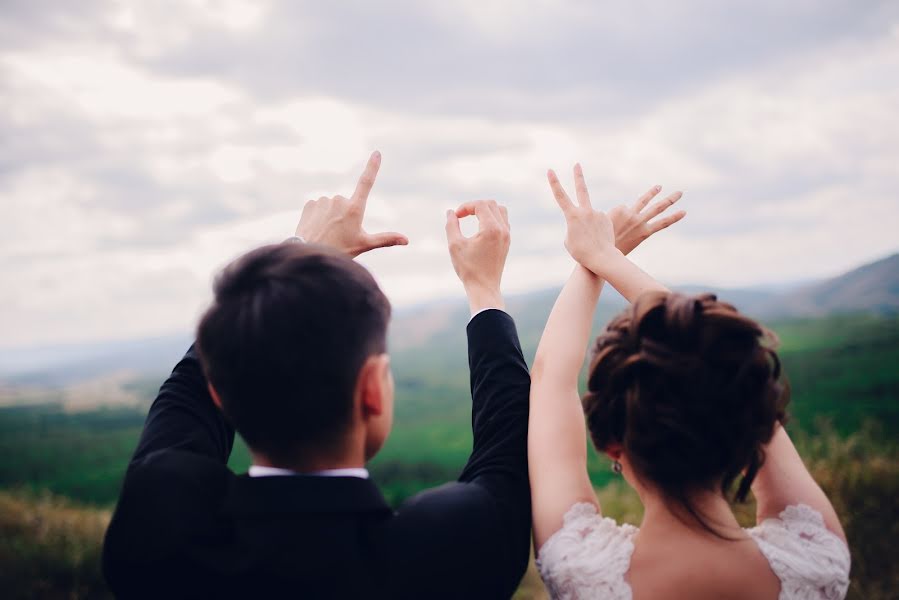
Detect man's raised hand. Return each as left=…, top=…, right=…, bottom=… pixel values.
left=445, top=199, right=511, bottom=315
left=294, top=151, right=409, bottom=257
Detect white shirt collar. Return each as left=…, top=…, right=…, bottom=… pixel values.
left=248, top=465, right=369, bottom=479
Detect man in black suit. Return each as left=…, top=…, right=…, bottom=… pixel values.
left=102, top=152, right=532, bottom=599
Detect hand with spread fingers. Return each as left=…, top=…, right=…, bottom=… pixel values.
left=547, top=164, right=686, bottom=273
left=608, top=185, right=686, bottom=255
left=445, top=199, right=511, bottom=315
left=294, top=151, right=409, bottom=257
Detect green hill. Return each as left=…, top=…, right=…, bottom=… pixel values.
left=1, top=311, right=896, bottom=506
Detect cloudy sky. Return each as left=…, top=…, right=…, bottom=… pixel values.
left=1, top=0, right=898, bottom=349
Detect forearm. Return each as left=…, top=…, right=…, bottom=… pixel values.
left=586, top=249, right=668, bottom=303
left=529, top=266, right=605, bottom=548
left=751, top=425, right=845, bottom=540
left=459, top=311, right=530, bottom=483
left=532, top=265, right=603, bottom=383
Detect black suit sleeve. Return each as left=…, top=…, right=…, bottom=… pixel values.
left=459, top=309, right=531, bottom=490
left=131, top=345, right=235, bottom=464
left=104, top=346, right=235, bottom=595
left=458, top=309, right=532, bottom=581
left=388, top=309, right=531, bottom=599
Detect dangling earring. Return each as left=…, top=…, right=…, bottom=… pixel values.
left=612, top=460, right=623, bottom=474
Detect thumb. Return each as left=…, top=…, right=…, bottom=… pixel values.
left=445, top=210, right=463, bottom=244
left=365, top=231, right=409, bottom=251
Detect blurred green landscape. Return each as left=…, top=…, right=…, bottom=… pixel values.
left=1, top=254, right=897, bottom=598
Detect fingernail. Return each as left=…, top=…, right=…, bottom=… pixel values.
left=372, top=150, right=381, bottom=159
left=654, top=185, right=661, bottom=191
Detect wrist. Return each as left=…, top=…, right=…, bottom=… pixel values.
left=463, top=283, right=505, bottom=316
left=295, top=228, right=325, bottom=248
left=296, top=229, right=357, bottom=257
left=584, top=247, right=625, bottom=278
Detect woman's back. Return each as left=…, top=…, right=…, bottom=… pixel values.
left=628, top=518, right=779, bottom=600
left=537, top=503, right=850, bottom=600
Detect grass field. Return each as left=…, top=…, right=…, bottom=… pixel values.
left=0, top=312, right=897, bottom=597
left=2, top=425, right=895, bottom=599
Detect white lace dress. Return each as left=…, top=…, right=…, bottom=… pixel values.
left=536, top=503, right=851, bottom=600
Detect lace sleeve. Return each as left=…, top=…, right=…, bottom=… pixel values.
left=748, top=504, right=851, bottom=600
left=536, top=503, right=637, bottom=600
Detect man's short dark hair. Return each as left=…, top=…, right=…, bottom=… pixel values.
left=196, top=243, right=391, bottom=462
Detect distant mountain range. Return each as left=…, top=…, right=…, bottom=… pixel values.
left=1, top=253, right=897, bottom=392
left=679, top=253, right=899, bottom=319
left=391, top=253, right=899, bottom=358
left=757, top=253, right=899, bottom=318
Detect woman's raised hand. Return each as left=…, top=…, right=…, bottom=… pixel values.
left=547, top=164, right=686, bottom=272
left=548, top=164, right=617, bottom=273
left=608, top=185, right=686, bottom=256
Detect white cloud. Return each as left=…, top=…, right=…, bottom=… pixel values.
left=106, top=0, right=274, bottom=58
left=3, top=49, right=244, bottom=121
left=0, top=0, right=897, bottom=349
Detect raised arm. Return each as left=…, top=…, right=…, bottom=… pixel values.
left=446, top=200, right=527, bottom=486
left=751, top=425, right=846, bottom=541
left=131, top=345, right=234, bottom=464
left=132, top=151, right=407, bottom=466
left=531, top=164, right=685, bottom=549
left=530, top=265, right=604, bottom=548
left=445, top=199, right=528, bottom=486
left=441, top=200, right=532, bottom=594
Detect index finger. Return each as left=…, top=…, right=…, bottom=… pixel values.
left=351, top=151, right=381, bottom=206
left=455, top=200, right=500, bottom=229
left=454, top=201, right=478, bottom=218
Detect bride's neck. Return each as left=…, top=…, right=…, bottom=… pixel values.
left=638, top=487, right=744, bottom=537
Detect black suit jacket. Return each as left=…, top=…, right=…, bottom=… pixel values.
left=103, top=309, right=531, bottom=599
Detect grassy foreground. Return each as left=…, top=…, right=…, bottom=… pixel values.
left=1, top=425, right=895, bottom=600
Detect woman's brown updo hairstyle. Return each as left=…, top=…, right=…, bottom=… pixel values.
left=584, top=292, right=789, bottom=533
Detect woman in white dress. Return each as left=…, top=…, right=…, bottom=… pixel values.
left=529, top=164, right=851, bottom=600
